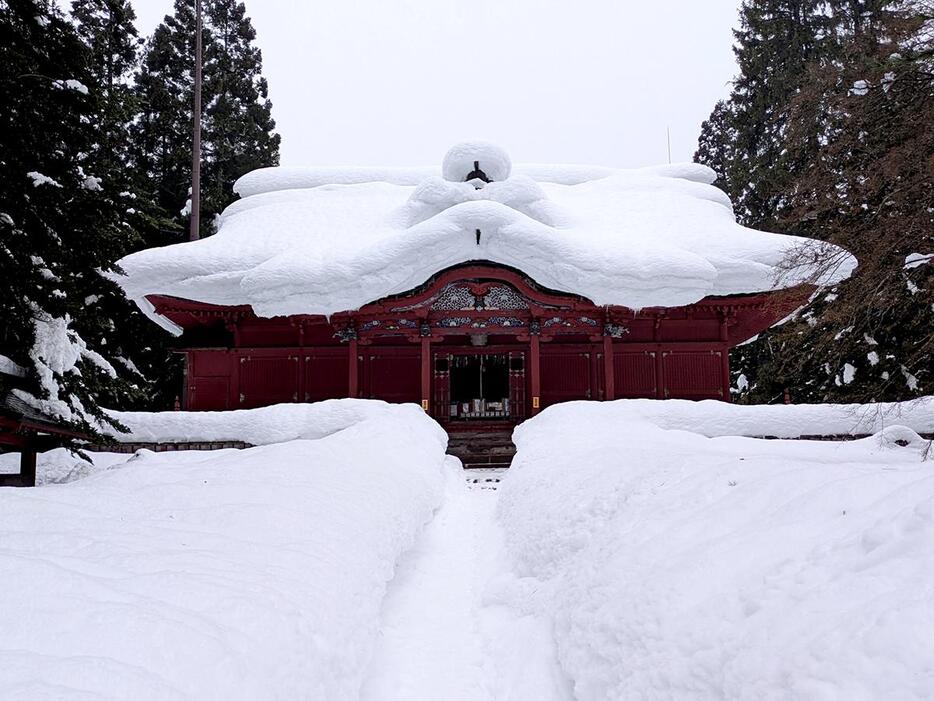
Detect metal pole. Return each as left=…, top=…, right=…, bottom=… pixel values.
left=189, top=0, right=203, bottom=241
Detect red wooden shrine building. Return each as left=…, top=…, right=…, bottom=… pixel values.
left=150, top=263, right=803, bottom=426
left=120, top=141, right=835, bottom=428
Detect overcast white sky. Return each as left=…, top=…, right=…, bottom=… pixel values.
left=127, top=0, right=742, bottom=168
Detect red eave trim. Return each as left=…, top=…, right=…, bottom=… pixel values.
left=147, top=265, right=815, bottom=330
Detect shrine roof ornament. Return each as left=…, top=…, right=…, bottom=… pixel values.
left=442, top=140, right=511, bottom=184
left=115, top=141, right=856, bottom=334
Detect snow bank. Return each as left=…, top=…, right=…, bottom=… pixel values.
left=102, top=398, right=933, bottom=448
left=104, top=398, right=416, bottom=445
left=591, top=396, right=934, bottom=438
left=0, top=402, right=450, bottom=699
left=0, top=448, right=132, bottom=485
left=498, top=401, right=934, bottom=700
left=116, top=142, right=855, bottom=328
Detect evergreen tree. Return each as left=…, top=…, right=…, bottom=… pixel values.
left=736, top=0, right=933, bottom=403
left=130, top=0, right=198, bottom=245
left=696, top=0, right=834, bottom=230
left=702, top=0, right=933, bottom=403
left=70, top=0, right=140, bottom=172
left=132, top=0, right=279, bottom=242
left=0, top=0, right=142, bottom=433
left=202, top=0, right=279, bottom=228
left=70, top=0, right=181, bottom=410
left=694, top=100, right=736, bottom=190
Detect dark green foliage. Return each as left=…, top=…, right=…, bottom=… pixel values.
left=132, top=0, right=280, bottom=242
left=694, top=100, right=736, bottom=191
left=699, top=0, right=933, bottom=403
left=130, top=0, right=197, bottom=245
left=1, top=0, right=278, bottom=418
left=0, top=0, right=144, bottom=433
left=69, top=0, right=184, bottom=412
left=202, top=0, right=279, bottom=227
left=697, top=0, right=835, bottom=230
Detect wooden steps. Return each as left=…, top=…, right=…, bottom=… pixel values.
left=446, top=430, right=516, bottom=469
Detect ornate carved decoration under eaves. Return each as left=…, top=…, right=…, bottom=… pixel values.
left=392, top=281, right=538, bottom=313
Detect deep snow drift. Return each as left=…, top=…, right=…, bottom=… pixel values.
left=104, top=398, right=416, bottom=445
left=4, top=397, right=932, bottom=699
left=588, top=396, right=934, bottom=438
left=115, top=141, right=855, bottom=329
left=498, top=400, right=934, bottom=700
left=0, top=402, right=449, bottom=699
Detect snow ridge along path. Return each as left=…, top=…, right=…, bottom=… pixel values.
left=361, top=461, right=572, bottom=701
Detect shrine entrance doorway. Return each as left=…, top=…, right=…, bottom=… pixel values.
left=433, top=348, right=528, bottom=425
left=450, top=353, right=509, bottom=419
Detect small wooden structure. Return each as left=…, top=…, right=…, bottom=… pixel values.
left=149, top=262, right=807, bottom=429
left=0, top=392, right=84, bottom=487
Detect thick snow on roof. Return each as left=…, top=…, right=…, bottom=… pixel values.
left=117, top=141, right=854, bottom=328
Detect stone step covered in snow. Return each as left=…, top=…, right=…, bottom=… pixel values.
left=445, top=430, right=516, bottom=469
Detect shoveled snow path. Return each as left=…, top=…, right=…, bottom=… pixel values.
left=361, top=465, right=572, bottom=700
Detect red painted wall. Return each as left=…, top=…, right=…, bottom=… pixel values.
left=163, top=264, right=810, bottom=416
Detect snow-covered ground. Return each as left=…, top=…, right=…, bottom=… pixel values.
left=498, top=400, right=934, bottom=700
left=0, top=446, right=132, bottom=485
left=362, top=463, right=571, bottom=701
left=2, top=397, right=932, bottom=699
left=0, top=402, right=449, bottom=699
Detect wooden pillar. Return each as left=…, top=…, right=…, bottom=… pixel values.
left=655, top=349, right=665, bottom=400
left=348, top=338, right=359, bottom=398
left=530, top=334, right=541, bottom=414
left=20, top=449, right=36, bottom=488
left=603, top=334, right=615, bottom=401
left=420, top=337, right=431, bottom=412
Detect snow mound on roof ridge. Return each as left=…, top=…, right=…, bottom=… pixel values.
left=394, top=175, right=565, bottom=229
left=234, top=165, right=436, bottom=198
left=233, top=161, right=715, bottom=200
left=442, top=140, right=511, bottom=182
left=232, top=162, right=625, bottom=198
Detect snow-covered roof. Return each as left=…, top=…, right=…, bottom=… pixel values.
left=116, top=141, right=855, bottom=332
